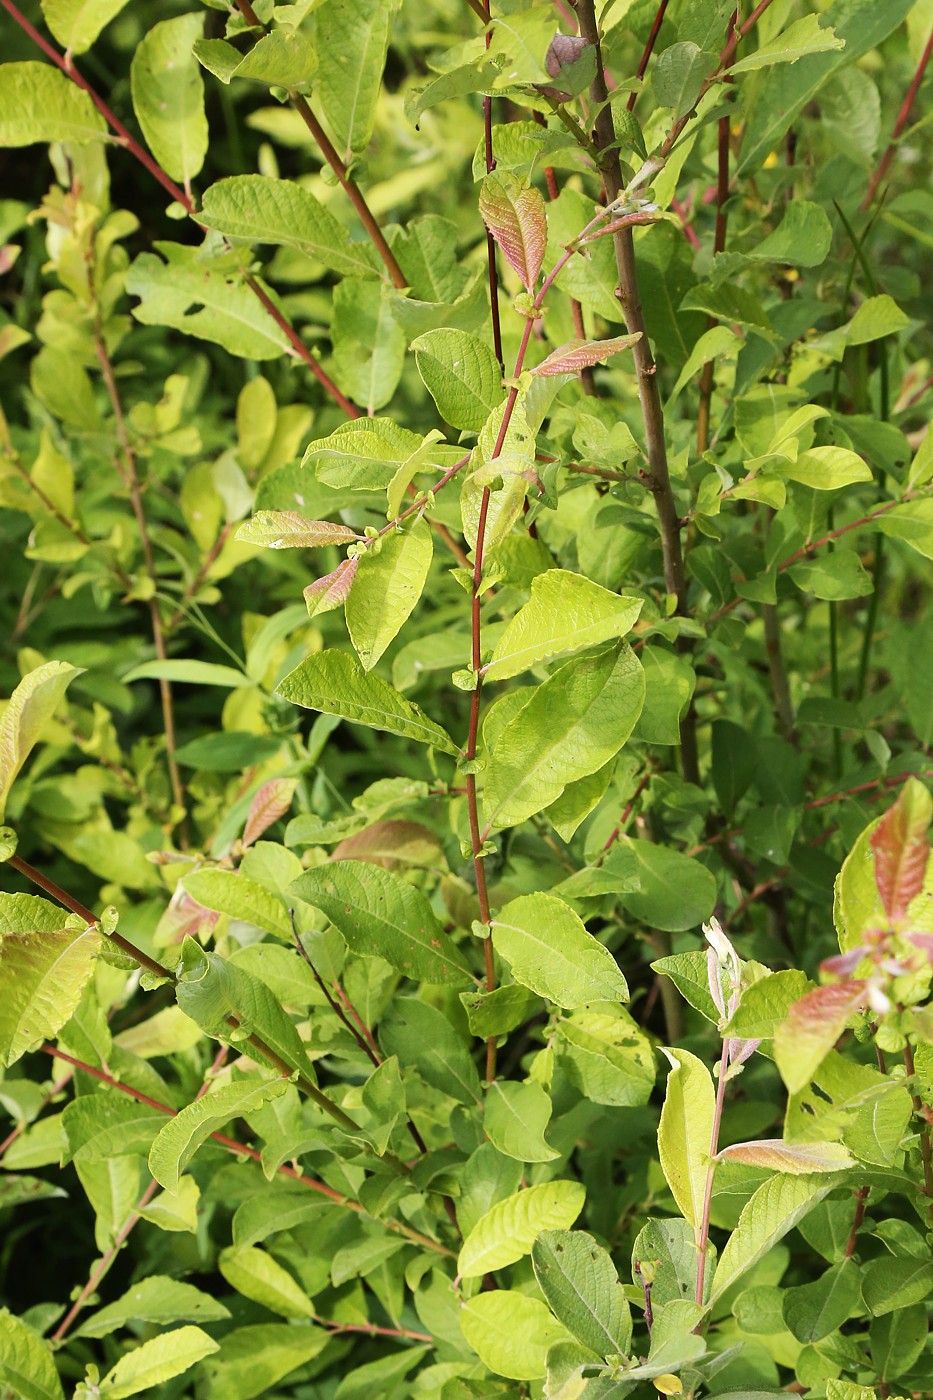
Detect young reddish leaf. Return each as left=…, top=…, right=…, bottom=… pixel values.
left=479, top=174, right=547, bottom=292
left=716, top=1139, right=855, bottom=1173
left=303, top=556, right=359, bottom=617
left=237, top=511, right=360, bottom=549
left=773, top=981, right=867, bottom=1095
left=242, top=778, right=298, bottom=849
left=870, top=777, right=932, bottom=922
left=530, top=334, right=641, bottom=377
left=330, top=818, right=446, bottom=870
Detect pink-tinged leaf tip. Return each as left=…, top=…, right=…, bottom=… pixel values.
left=530, top=334, right=641, bottom=377
left=304, top=555, right=359, bottom=618
left=870, top=778, right=932, bottom=922
left=478, top=174, right=547, bottom=293
left=242, top=778, right=298, bottom=849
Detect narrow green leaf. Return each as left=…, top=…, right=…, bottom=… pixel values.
left=0, top=660, right=82, bottom=822
left=75, top=1277, right=231, bottom=1340
left=728, top=15, right=844, bottom=74
left=289, top=861, right=471, bottom=983
left=347, top=520, right=433, bottom=671
left=532, top=1229, right=632, bottom=1359
left=657, top=1048, right=714, bottom=1231
left=97, top=1325, right=219, bottom=1398
left=482, top=644, right=644, bottom=830
left=458, top=1180, right=585, bottom=1278
left=148, top=1078, right=289, bottom=1191
left=484, top=570, right=642, bottom=682
left=0, top=62, right=107, bottom=146
left=218, top=1246, right=313, bottom=1320
left=709, top=1174, right=836, bottom=1303
left=200, top=176, right=379, bottom=281
left=131, top=15, right=208, bottom=186
left=492, top=892, right=629, bottom=1008
left=314, top=0, right=399, bottom=161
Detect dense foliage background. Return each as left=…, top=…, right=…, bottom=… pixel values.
left=2, top=0, right=933, bottom=1396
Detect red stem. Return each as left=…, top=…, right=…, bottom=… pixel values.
left=627, top=0, right=671, bottom=111
left=481, top=0, right=505, bottom=370
left=863, top=25, right=933, bottom=209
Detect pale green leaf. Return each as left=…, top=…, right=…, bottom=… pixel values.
left=0, top=924, right=101, bottom=1069
left=314, top=0, right=399, bottom=161
left=332, top=280, right=406, bottom=413
left=97, top=1325, right=219, bottom=1398
left=131, top=15, right=208, bottom=185
left=778, top=446, right=873, bottom=489
left=200, top=177, right=379, bottom=281
left=728, top=14, right=844, bottom=74
left=41, top=0, right=130, bottom=54
left=289, top=861, right=471, bottom=983
left=657, top=1048, right=714, bottom=1230
left=148, top=1078, right=289, bottom=1191
left=75, top=1277, right=231, bottom=1340
left=412, top=329, right=503, bottom=431
left=122, top=659, right=252, bottom=688
left=458, top=1180, right=585, bottom=1278
left=0, top=1308, right=64, bottom=1400
left=0, top=660, right=82, bottom=821
left=347, top=520, right=433, bottom=671
left=716, top=1139, right=855, bottom=1173
left=0, top=62, right=107, bottom=145
left=182, top=868, right=292, bottom=939
left=484, top=1079, right=559, bottom=1162
left=219, top=1246, right=313, bottom=1319
left=276, top=649, right=460, bottom=754
left=484, top=570, right=642, bottom=682
left=532, top=1229, right=632, bottom=1359
left=709, top=1174, right=836, bottom=1303
left=236, top=512, right=359, bottom=549
left=555, top=1008, right=656, bottom=1107
left=482, top=644, right=644, bottom=830
left=459, top=1292, right=572, bottom=1380
left=225, top=30, right=317, bottom=89
left=491, top=892, right=629, bottom=1008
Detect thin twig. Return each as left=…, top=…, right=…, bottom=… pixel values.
left=626, top=0, right=671, bottom=112
left=863, top=24, right=933, bottom=209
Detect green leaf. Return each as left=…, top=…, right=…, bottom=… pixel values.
left=379, top=997, right=482, bottom=1105
left=652, top=42, right=717, bottom=117
left=479, top=174, right=547, bottom=292
left=126, top=244, right=292, bottom=360
left=196, top=30, right=317, bottom=90
left=555, top=1007, right=655, bottom=1107
left=0, top=62, right=108, bottom=146
left=652, top=951, right=720, bottom=1023
left=347, top=520, right=433, bottom=671
left=846, top=293, right=910, bottom=345
left=709, top=1174, right=836, bottom=1304
left=0, top=1308, right=64, bottom=1400
left=532, top=1229, right=632, bottom=1359
left=0, top=660, right=82, bottom=822
left=861, top=1255, right=933, bottom=1316
left=62, top=1094, right=165, bottom=1165
left=657, top=1048, right=714, bottom=1230
left=482, top=644, right=644, bottom=831
left=148, top=1078, right=289, bottom=1191
left=332, top=280, right=406, bottom=413
left=314, top=0, right=398, bottom=158
left=290, top=861, right=471, bottom=983
left=484, top=570, right=642, bottom=682
left=412, top=329, right=503, bottom=431
left=614, top=838, right=717, bottom=933
left=131, top=15, right=208, bottom=186
left=41, top=0, right=130, bottom=54
left=778, top=446, right=873, bottom=489
left=219, top=1246, right=313, bottom=1319
left=788, top=550, right=874, bottom=600
left=746, top=201, right=833, bottom=268
left=870, top=1303, right=929, bottom=1384
left=97, top=1325, right=219, bottom=1398
left=75, top=1277, right=231, bottom=1340
left=200, top=177, right=379, bottom=281
left=459, top=1180, right=585, bottom=1281
left=276, top=649, right=459, bottom=755
left=716, top=1139, right=855, bottom=1173
left=459, top=1291, right=572, bottom=1381
left=198, top=1322, right=330, bottom=1400
left=123, top=659, right=252, bottom=689
left=0, top=923, right=101, bottom=1069
left=782, top=1258, right=860, bottom=1342
left=483, top=1079, right=559, bottom=1162
left=491, top=892, right=629, bottom=1008
left=232, top=1193, right=330, bottom=1248
left=728, top=14, right=844, bottom=74
left=876, top=498, right=933, bottom=560
left=774, top=982, right=868, bottom=1095
left=182, top=869, right=292, bottom=939
left=722, top=970, right=811, bottom=1041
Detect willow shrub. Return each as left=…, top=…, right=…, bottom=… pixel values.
left=1, top=0, right=933, bottom=1396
